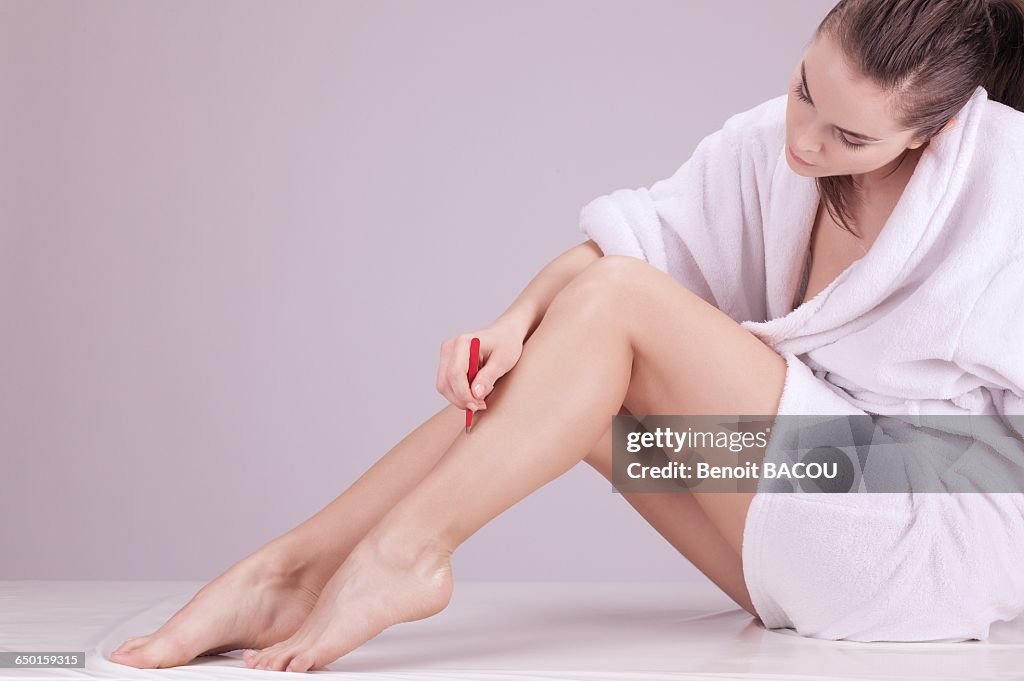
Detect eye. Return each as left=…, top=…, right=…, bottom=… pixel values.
left=791, top=82, right=811, bottom=104
left=791, top=82, right=868, bottom=151
left=839, top=135, right=867, bottom=150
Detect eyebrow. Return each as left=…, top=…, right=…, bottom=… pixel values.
left=801, top=61, right=884, bottom=142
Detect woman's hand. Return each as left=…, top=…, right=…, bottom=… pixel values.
left=437, top=320, right=525, bottom=413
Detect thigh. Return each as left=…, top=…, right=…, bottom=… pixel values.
left=574, top=256, right=787, bottom=606
left=584, top=406, right=759, bottom=619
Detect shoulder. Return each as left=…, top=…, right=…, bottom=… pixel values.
left=700, top=93, right=787, bottom=166
left=686, top=94, right=787, bottom=191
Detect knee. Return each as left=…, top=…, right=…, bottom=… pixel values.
left=573, top=255, right=646, bottom=289
left=548, top=256, right=641, bottom=320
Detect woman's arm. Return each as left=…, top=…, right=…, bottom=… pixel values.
left=491, top=239, right=604, bottom=341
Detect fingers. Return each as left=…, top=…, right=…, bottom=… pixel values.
left=470, top=371, right=491, bottom=401
left=450, top=335, right=484, bottom=410
left=438, top=336, right=487, bottom=411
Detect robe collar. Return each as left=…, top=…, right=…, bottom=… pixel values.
left=742, top=85, right=988, bottom=350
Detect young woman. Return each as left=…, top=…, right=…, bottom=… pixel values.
left=110, top=0, right=1024, bottom=671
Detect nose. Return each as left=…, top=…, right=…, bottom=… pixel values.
left=793, top=134, right=822, bottom=155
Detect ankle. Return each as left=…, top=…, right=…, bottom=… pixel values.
left=254, top=535, right=336, bottom=588
left=356, top=527, right=453, bottom=577
left=352, top=531, right=455, bottom=618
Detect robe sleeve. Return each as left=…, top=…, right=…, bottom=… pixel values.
left=577, top=96, right=783, bottom=324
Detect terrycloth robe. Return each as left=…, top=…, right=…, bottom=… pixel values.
left=577, top=87, right=1024, bottom=642
left=578, top=86, right=1024, bottom=425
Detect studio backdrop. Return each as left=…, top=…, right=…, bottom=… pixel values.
left=0, top=0, right=836, bottom=580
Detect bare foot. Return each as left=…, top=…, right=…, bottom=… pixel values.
left=109, top=548, right=328, bottom=669
left=243, top=537, right=453, bottom=672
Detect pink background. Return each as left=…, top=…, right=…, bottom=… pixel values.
left=0, top=0, right=833, bottom=579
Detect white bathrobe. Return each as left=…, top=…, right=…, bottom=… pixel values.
left=578, top=87, right=1024, bottom=641
left=577, top=85, right=1024, bottom=423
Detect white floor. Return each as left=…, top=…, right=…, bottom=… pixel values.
left=1, top=580, right=1023, bottom=680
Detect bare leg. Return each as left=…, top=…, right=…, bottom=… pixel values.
left=109, top=403, right=472, bottom=668
left=248, top=271, right=633, bottom=672
left=248, top=257, right=784, bottom=672
left=584, top=409, right=757, bottom=616
left=261, top=403, right=472, bottom=587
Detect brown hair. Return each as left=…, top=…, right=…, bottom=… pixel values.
left=812, top=0, right=1024, bottom=237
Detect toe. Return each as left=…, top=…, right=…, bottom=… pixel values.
left=251, top=645, right=278, bottom=669
left=257, top=651, right=277, bottom=671
left=266, top=647, right=292, bottom=672
left=286, top=651, right=317, bottom=673
left=110, top=637, right=152, bottom=667
left=262, top=640, right=293, bottom=668
left=119, top=629, right=197, bottom=669
left=109, top=649, right=132, bottom=664
left=112, top=635, right=147, bottom=656
left=252, top=648, right=271, bottom=666
left=274, top=641, right=308, bottom=672
left=110, top=648, right=144, bottom=668
left=244, top=649, right=263, bottom=668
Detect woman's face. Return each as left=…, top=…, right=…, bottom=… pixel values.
left=784, top=33, right=940, bottom=185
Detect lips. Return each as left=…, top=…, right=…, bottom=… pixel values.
left=789, top=146, right=816, bottom=167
